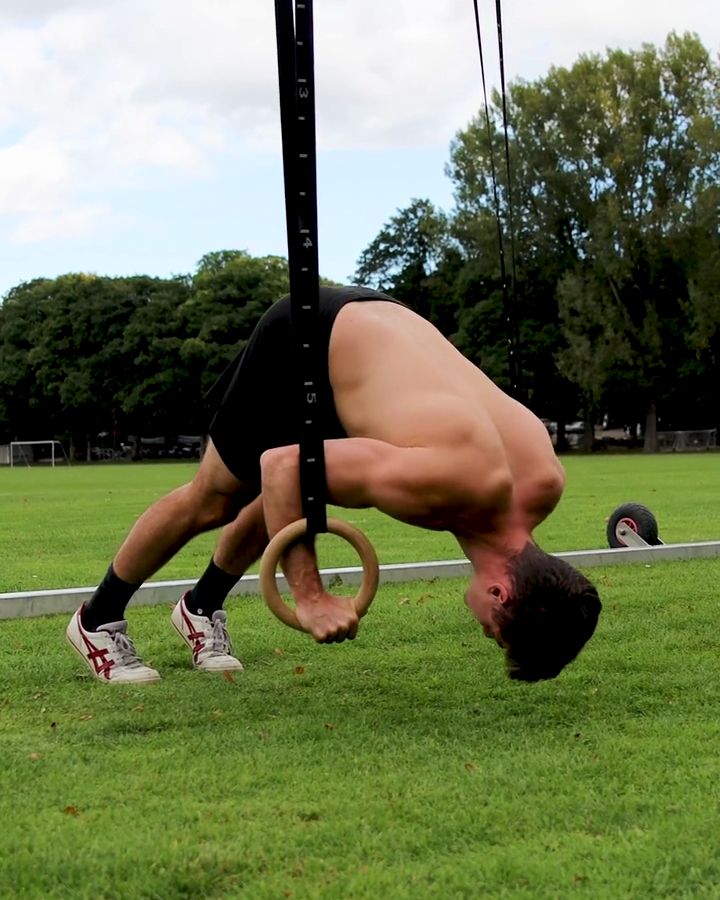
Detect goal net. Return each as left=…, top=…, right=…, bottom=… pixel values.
left=657, top=429, right=717, bottom=452
left=7, top=440, right=71, bottom=467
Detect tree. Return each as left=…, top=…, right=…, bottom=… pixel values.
left=352, top=199, right=461, bottom=334
left=555, top=270, right=632, bottom=449
left=447, top=32, right=720, bottom=447
left=117, top=276, right=194, bottom=440
left=21, top=274, right=148, bottom=458
left=0, top=279, right=56, bottom=441
left=679, top=184, right=720, bottom=432
left=186, top=250, right=290, bottom=391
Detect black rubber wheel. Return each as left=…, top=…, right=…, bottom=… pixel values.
left=606, top=503, right=661, bottom=548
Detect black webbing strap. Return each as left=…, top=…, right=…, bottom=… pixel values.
left=274, top=0, right=328, bottom=536
left=493, top=0, right=523, bottom=401
left=471, top=0, right=523, bottom=401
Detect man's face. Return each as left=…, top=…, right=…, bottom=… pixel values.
left=465, top=581, right=505, bottom=645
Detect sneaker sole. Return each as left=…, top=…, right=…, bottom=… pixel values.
left=65, top=633, right=161, bottom=684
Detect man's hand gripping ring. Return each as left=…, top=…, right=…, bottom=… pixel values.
left=259, top=518, right=379, bottom=632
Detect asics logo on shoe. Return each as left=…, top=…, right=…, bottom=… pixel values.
left=81, top=633, right=115, bottom=680
left=182, top=610, right=206, bottom=662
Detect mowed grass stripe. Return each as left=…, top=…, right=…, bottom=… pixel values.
left=0, top=453, right=719, bottom=593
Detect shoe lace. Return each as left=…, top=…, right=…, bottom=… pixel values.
left=207, top=617, right=233, bottom=656
left=111, top=630, right=145, bottom=669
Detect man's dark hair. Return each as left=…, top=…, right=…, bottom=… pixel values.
left=494, top=542, right=601, bottom=682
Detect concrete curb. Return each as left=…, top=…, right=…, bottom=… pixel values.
left=1, top=541, right=719, bottom=620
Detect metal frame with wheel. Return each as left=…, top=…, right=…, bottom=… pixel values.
left=606, top=502, right=664, bottom=549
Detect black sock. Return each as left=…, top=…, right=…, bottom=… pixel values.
left=186, top=558, right=240, bottom=619
left=82, top=564, right=141, bottom=631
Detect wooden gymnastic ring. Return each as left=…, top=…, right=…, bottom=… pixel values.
left=259, top=517, right=379, bottom=632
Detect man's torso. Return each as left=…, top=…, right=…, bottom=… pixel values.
left=329, top=299, right=564, bottom=532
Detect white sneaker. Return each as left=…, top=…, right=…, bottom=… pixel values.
left=171, top=593, right=244, bottom=672
left=66, top=606, right=161, bottom=684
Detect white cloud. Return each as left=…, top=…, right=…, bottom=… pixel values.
left=0, top=0, right=97, bottom=21
left=0, top=0, right=717, bottom=245
left=0, top=134, right=70, bottom=214
left=9, top=204, right=112, bottom=245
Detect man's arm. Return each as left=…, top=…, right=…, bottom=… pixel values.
left=259, top=438, right=511, bottom=641
left=261, top=436, right=511, bottom=533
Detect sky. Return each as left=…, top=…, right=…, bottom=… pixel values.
left=0, top=0, right=717, bottom=297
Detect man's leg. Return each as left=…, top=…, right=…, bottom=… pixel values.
left=68, top=441, right=253, bottom=682
left=112, top=442, right=252, bottom=586
left=171, top=496, right=269, bottom=673
left=185, top=495, right=269, bottom=619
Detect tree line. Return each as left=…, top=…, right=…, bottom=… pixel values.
left=355, top=32, right=719, bottom=450
left=0, top=252, right=291, bottom=457
left=0, top=32, right=717, bottom=457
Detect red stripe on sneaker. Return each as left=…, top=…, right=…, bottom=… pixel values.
left=181, top=605, right=206, bottom=663
left=80, top=631, right=115, bottom=680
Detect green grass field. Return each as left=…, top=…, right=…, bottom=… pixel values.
left=0, top=453, right=718, bottom=593
left=1, top=454, right=720, bottom=898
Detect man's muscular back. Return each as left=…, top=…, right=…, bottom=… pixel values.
left=329, top=300, right=564, bottom=534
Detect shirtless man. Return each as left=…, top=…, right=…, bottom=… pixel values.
left=66, top=286, right=601, bottom=684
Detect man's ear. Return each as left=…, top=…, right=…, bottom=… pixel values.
left=489, top=583, right=510, bottom=605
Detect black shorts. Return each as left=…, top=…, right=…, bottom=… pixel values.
left=208, top=285, right=403, bottom=491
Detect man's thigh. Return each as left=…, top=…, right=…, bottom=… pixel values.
left=189, top=439, right=259, bottom=512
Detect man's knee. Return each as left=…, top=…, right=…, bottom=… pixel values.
left=196, top=493, right=241, bottom=531
left=187, top=480, right=249, bottom=531
left=187, top=439, right=254, bottom=531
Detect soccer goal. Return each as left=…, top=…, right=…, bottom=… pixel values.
left=8, top=440, right=71, bottom=467
left=657, top=429, right=718, bottom=452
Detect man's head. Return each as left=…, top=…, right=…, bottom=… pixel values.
left=466, top=542, right=601, bottom=681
